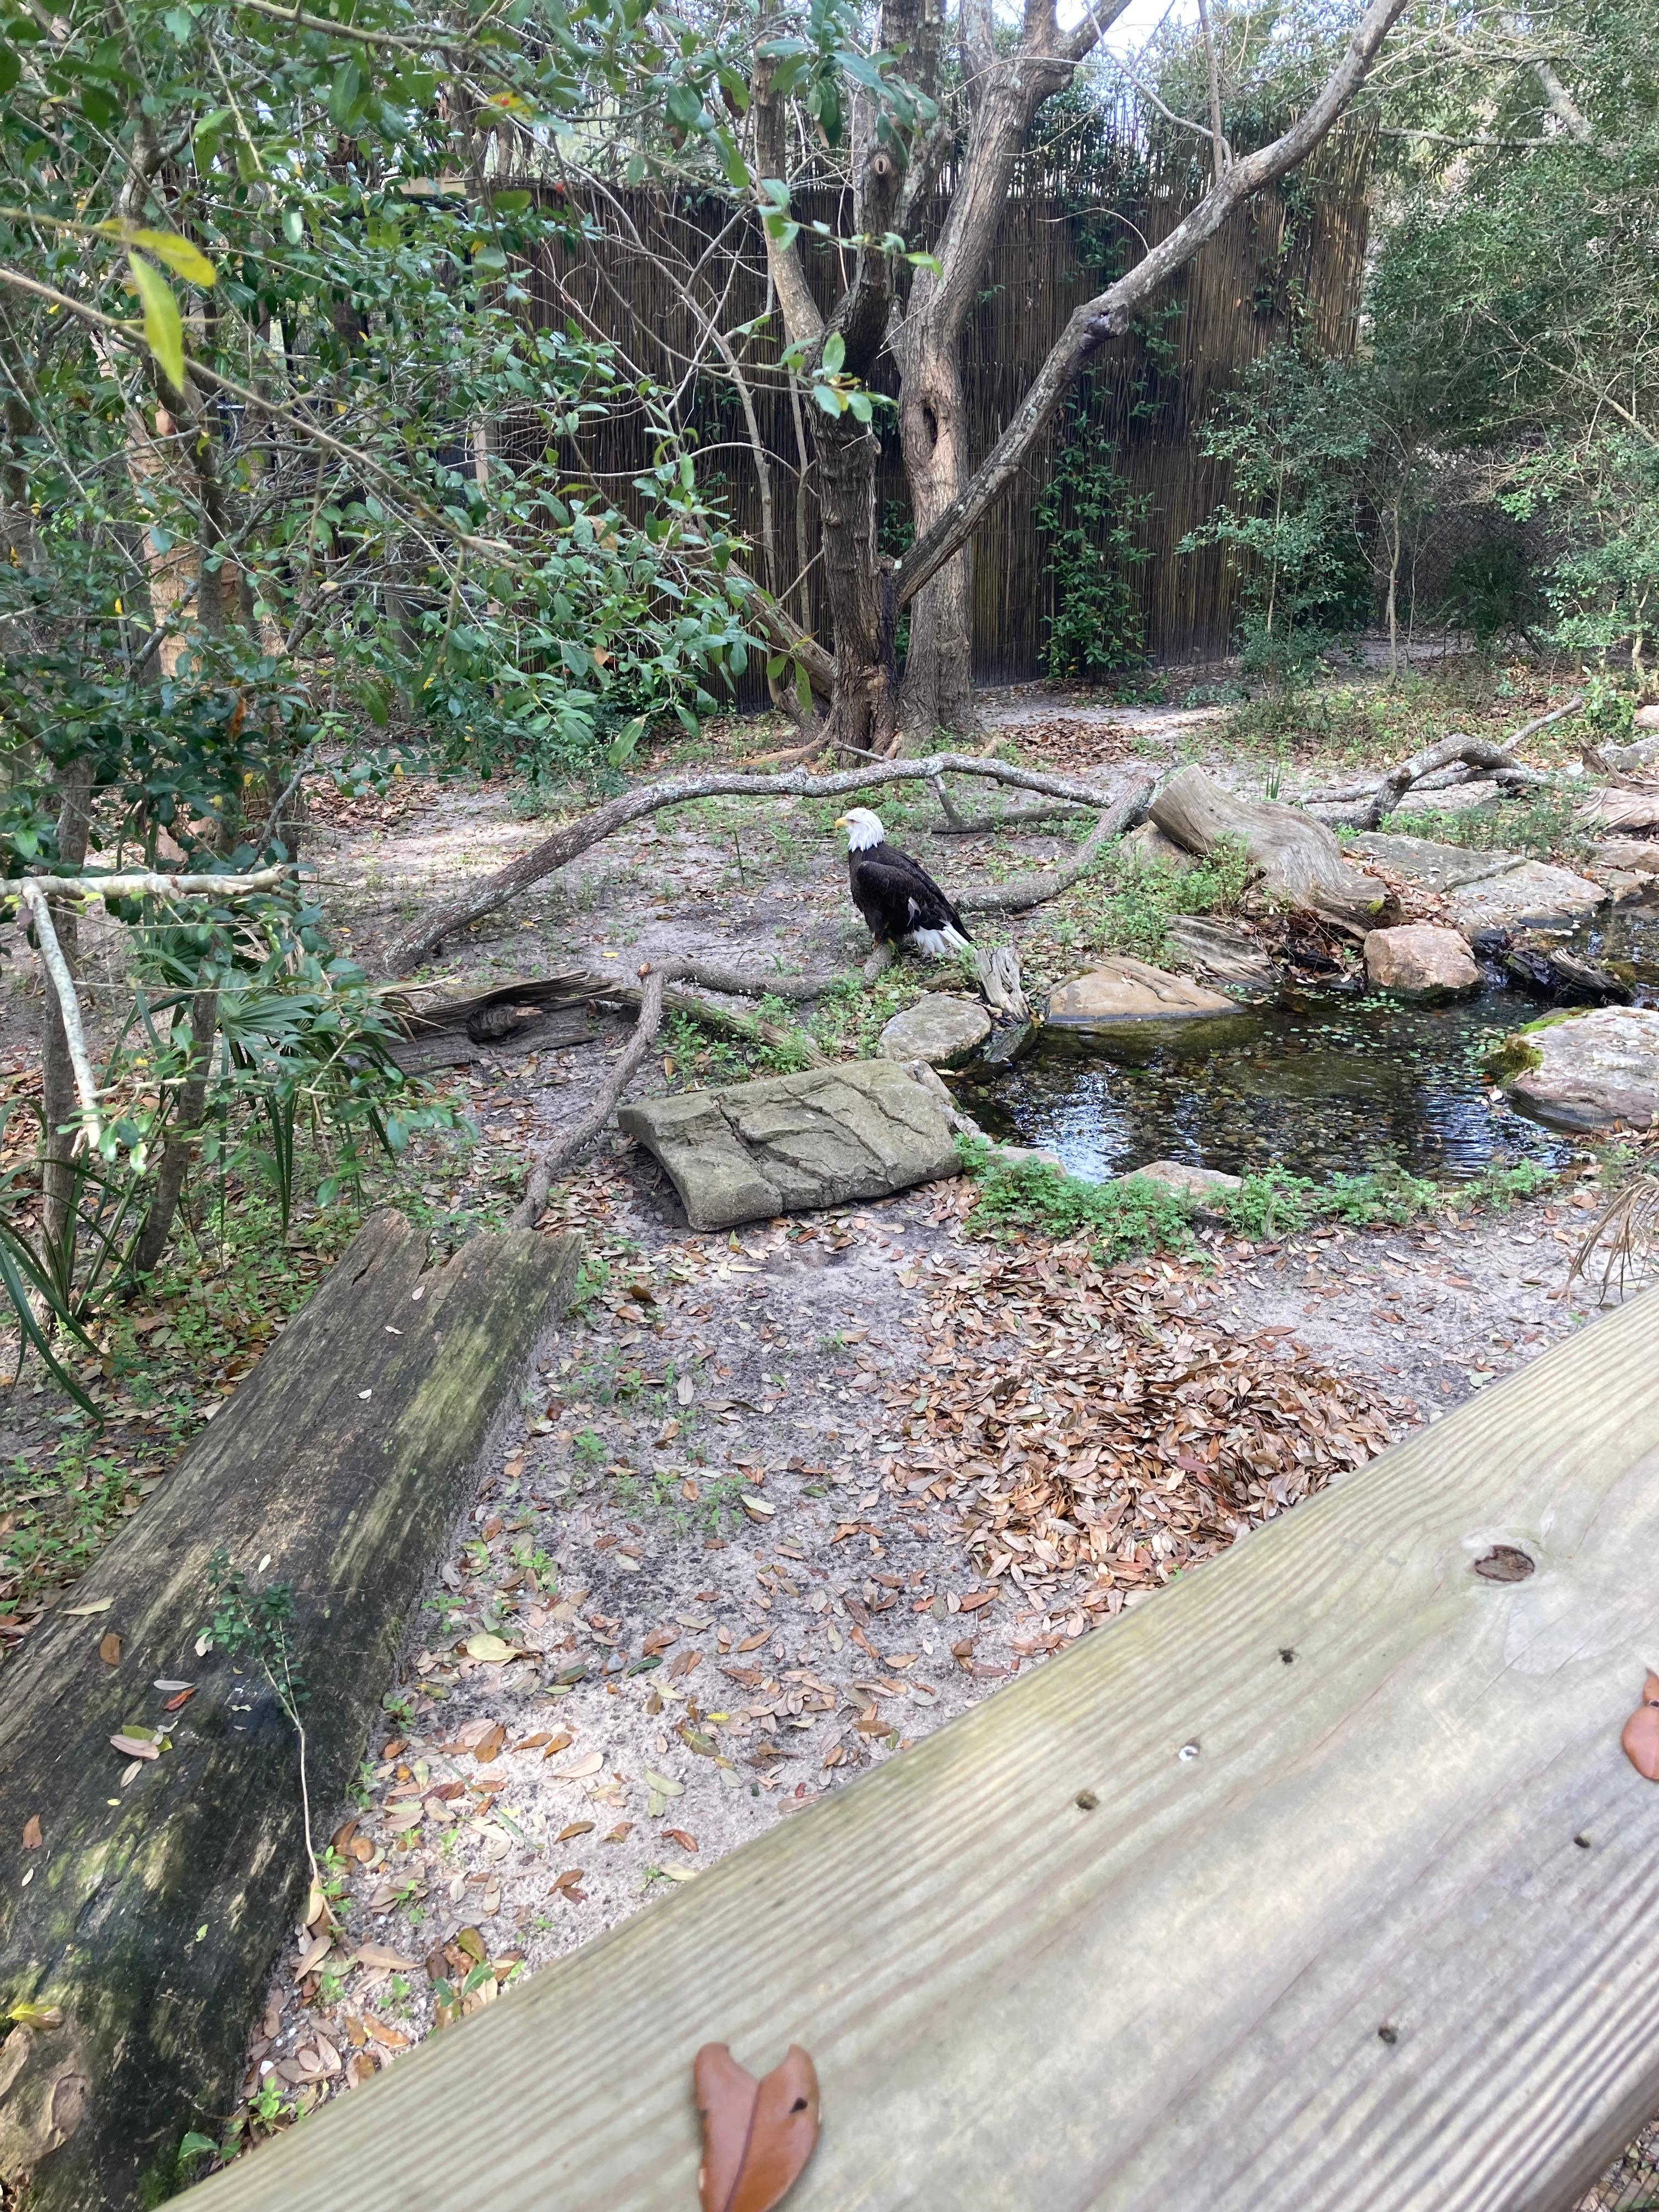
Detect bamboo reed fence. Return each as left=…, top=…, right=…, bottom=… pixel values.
left=522, top=128, right=1373, bottom=686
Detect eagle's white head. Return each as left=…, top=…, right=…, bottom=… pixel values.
left=834, top=808, right=885, bottom=853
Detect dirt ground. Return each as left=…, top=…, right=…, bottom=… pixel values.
left=217, top=683, right=1623, bottom=2129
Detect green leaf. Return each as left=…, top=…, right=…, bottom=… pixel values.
left=811, top=382, right=844, bottom=417
left=492, top=189, right=531, bottom=213
left=162, top=7, right=196, bottom=39
left=281, top=205, right=304, bottom=246
left=177, top=2133, right=217, bottom=2166
left=847, top=389, right=873, bottom=423
left=664, top=82, right=702, bottom=131
left=127, top=229, right=215, bottom=286
left=327, top=58, right=367, bottom=130
left=714, top=128, right=749, bottom=190
left=192, top=106, right=232, bottom=168
left=127, top=253, right=185, bottom=394
left=0, top=42, right=19, bottom=94
left=820, top=329, right=845, bottom=374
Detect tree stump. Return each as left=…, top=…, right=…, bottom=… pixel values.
left=0, top=1213, right=578, bottom=2211
left=1150, top=765, right=1388, bottom=934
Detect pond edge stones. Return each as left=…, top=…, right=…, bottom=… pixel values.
left=1046, top=956, right=1238, bottom=1027
left=878, top=994, right=992, bottom=1069
left=619, top=1060, right=961, bottom=1229
left=1363, top=923, right=1481, bottom=1003
left=1500, top=1006, right=1659, bottom=1132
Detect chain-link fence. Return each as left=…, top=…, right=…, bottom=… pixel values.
left=1581, top=2120, right=1659, bottom=2211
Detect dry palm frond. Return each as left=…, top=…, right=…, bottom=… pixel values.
left=1568, top=1175, right=1659, bottom=1304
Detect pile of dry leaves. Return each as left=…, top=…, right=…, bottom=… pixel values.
left=884, top=1239, right=1400, bottom=1633
left=1011, top=718, right=1136, bottom=777
left=307, top=774, right=442, bottom=835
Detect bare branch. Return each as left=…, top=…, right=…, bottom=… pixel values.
left=15, top=865, right=289, bottom=899
left=17, top=884, right=99, bottom=1142
left=385, top=753, right=1133, bottom=973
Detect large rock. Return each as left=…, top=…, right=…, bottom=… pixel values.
left=1150, top=765, right=1387, bottom=933
left=1446, top=859, right=1607, bottom=933
left=1390, top=779, right=1499, bottom=817
left=1589, top=839, right=1659, bottom=877
left=1046, top=956, right=1238, bottom=1026
left=618, top=1061, right=960, bottom=1230
left=1346, top=832, right=1513, bottom=894
left=1363, top=923, right=1480, bottom=1002
left=878, top=994, right=991, bottom=1068
left=1502, top=1007, right=1659, bottom=1132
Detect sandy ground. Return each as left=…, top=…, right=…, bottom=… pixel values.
left=0, top=680, right=1638, bottom=2166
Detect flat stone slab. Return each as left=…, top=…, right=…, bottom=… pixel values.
left=619, top=1061, right=960, bottom=1231
left=1389, top=780, right=1499, bottom=817
left=1505, top=1007, right=1659, bottom=1132
left=1447, top=859, right=1607, bottom=933
left=878, top=995, right=991, bottom=1068
left=1046, top=956, right=1237, bottom=1026
left=1346, top=832, right=1515, bottom=893
left=1363, top=923, right=1480, bottom=1002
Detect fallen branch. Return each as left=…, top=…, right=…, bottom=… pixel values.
left=511, top=961, right=684, bottom=1227
left=385, top=755, right=1126, bottom=974
left=1304, top=698, right=1582, bottom=826
left=955, top=781, right=1155, bottom=915
left=12, top=865, right=289, bottom=901
left=16, top=885, right=98, bottom=1144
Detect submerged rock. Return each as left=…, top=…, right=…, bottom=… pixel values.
left=878, top=994, right=991, bottom=1068
left=1363, top=923, right=1480, bottom=1002
left=1046, top=956, right=1238, bottom=1026
left=1502, top=1006, right=1659, bottom=1132
left=619, top=1060, right=960, bottom=1229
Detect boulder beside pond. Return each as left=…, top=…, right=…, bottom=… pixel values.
left=1046, top=956, right=1237, bottom=1026
left=1363, top=923, right=1480, bottom=1002
left=878, top=994, right=991, bottom=1068
left=1501, top=1007, right=1659, bottom=1132
left=619, top=1060, right=960, bottom=1229
left=1125, top=1159, right=1244, bottom=1212
left=1446, top=859, right=1608, bottom=933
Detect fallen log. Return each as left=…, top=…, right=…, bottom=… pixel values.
left=0, top=1214, right=579, bottom=2212
left=955, top=780, right=1155, bottom=916
left=1303, top=696, right=1582, bottom=827
left=1149, top=766, right=1387, bottom=935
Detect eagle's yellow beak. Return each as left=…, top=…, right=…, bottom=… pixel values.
left=832, top=814, right=849, bottom=830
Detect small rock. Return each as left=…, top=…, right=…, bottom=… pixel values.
left=1503, top=1006, right=1659, bottom=1132
left=1046, top=957, right=1239, bottom=1027
left=1363, top=923, right=1480, bottom=1003
left=1634, top=704, right=1659, bottom=732
left=1121, top=820, right=1199, bottom=872
left=1125, top=1159, right=1243, bottom=1213
left=878, top=995, right=991, bottom=1068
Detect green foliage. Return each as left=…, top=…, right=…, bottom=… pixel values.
left=1035, top=396, right=1148, bottom=680
left=1442, top=537, right=1536, bottom=648
left=954, top=1136, right=1558, bottom=1260
left=1181, top=348, right=1376, bottom=679
left=201, top=1545, right=306, bottom=1718
left=1383, top=788, right=1589, bottom=862
left=1051, top=838, right=1253, bottom=963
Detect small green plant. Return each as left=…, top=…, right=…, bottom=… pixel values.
left=955, top=1138, right=1197, bottom=1262
left=572, top=1428, right=607, bottom=1468
left=200, top=1549, right=325, bottom=1907
left=1035, top=392, right=1149, bottom=680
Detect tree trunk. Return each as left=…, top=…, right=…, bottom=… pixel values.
left=40, top=760, right=94, bottom=1248
left=132, top=980, right=219, bottom=1276
left=0, top=1214, right=579, bottom=2212
left=816, top=415, right=897, bottom=758
left=897, top=342, right=975, bottom=740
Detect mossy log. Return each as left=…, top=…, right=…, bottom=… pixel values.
left=0, top=1212, right=578, bottom=2212
left=1150, top=764, right=1389, bottom=934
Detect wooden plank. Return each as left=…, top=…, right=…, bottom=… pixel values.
left=194, top=1285, right=1659, bottom=2212
left=0, top=1214, right=579, bottom=2212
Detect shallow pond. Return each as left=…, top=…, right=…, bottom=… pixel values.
left=967, top=911, right=1659, bottom=1185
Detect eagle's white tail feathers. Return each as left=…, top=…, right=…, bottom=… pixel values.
left=908, top=923, right=972, bottom=959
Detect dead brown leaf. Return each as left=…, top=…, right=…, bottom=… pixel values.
left=98, top=1632, right=122, bottom=1666
left=695, top=2042, right=820, bottom=2212
left=21, top=1814, right=42, bottom=1849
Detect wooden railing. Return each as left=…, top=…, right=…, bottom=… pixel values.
left=196, top=1284, right=1659, bottom=2212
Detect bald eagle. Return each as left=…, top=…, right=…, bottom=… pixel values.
left=834, top=808, right=973, bottom=959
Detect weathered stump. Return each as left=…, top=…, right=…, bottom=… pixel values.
left=0, top=1212, right=578, bottom=2211
left=1150, top=765, right=1387, bottom=934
